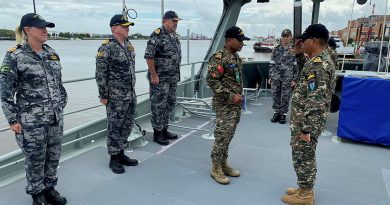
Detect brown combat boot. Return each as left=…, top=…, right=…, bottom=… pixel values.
left=286, top=187, right=298, bottom=195
left=222, top=161, right=240, bottom=177
left=281, top=188, right=314, bottom=205
left=210, top=163, right=230, bottom=185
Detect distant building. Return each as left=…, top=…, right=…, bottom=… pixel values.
left=336, top=15, right=390, bottom=43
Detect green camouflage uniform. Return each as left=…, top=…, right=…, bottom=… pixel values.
left=326, top=46, right=339, bottom=70
left=290, top=50, right=336, bottom=189
left=207, top=48, right=243, bottom=164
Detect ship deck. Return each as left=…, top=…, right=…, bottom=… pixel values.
left=1, top=96, right=390, bottom=205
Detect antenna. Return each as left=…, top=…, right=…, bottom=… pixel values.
left=33, top=0, right=36, bottom=13
left=122, top=0, right=137, bottom=19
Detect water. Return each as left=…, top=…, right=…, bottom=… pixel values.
left=0, top=39, right=271, bottom=154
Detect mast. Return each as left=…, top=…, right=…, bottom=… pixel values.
left=293, top=0, right=302, bottom=37
left=33, top=0, right=36, bottom=13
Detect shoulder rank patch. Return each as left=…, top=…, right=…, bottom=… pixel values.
left=8, top=47, right=17, bottom=53
left=96, top=51, right=105, bottom=58
left=102, top=39, right=110, bottom=45
left=0, top=65, right=11, bottom=73
left=215, top=52, right=222, bottom=60
left=49, top=54, right=59, bottom=61
left=128, top=44, right=134, bottom=51
left=154, top=28, right=161, bottom=35
left=313, top=56, right=322, bottom=63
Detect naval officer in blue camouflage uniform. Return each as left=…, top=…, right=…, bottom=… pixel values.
left=144, top=10, right=182, bottom=145
left=96, top=14, right=138, bottom=174
left=281, top=24, right=336, bottom=205
left=268, top=29, right=299, bottom=124
left=207, top=26, right=250, bottom=185
left=0, top=13, right=67, bottom=205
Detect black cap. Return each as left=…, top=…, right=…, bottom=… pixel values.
left=20, top=13, right=55, bottom=28
left=281, top=29, right=292, bottom=36
left=328, top=37, right=337, bottom=49
left=301, top=24, right=329, bottom=42
left=225, top=26, right=250, bottom=41
left=110, top=14, right=134, bottom=27
left=163, top=10, right=182, bottom=20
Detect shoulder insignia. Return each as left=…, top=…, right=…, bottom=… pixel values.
left=102, top=39, right=110, bottom=45
left=215, top=52, right=222, bottom=59
left=307, top=70, right=317, bottom=91
left=154, top=28, right=161, bottom=35
left=8, top=47, right=17, bottom=53
left=96, top=51, right=105, bottom=58
left=313, top=56, right=322, bottom=63
left=49, top=54, right=59, bottom=61
left=128, top=44, right=134, bottom=51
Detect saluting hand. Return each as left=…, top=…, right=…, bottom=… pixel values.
left=151, top=74, right=159, bottom=85
left=10, top=123, right=22, bottom=134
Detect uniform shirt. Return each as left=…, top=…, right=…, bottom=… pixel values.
left=269, top=43, right=299, bottom=81
left=290, top=50, right=336, bottom=136
left=207, top=48, right=243, bottom=105
left=326, top=46, right=339, bottom=69
left=144, top=26, right=182, bottom=83
left=96, top=37, right=136, bottom=101
left=0, top=42, right=67, bottom=125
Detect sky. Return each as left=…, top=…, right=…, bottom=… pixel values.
left=0, top=0, right=389, bottom=38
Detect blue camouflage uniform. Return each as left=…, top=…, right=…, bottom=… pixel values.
left=96, top=38, right=136, bottom=156
left=269, top=43, right=299, bottom=115
left=144, top=26, right=181, bottom=130
left=0, top=42, right=67, bottom=195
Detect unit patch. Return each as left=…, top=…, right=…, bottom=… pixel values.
left=307, top=70, right=317, bottom=91
left=154, top=28, right=161, bottom=34
left=96, top=51, right=105, bottom=58
left=313, top=56, right=322, bottom=63
left=49, top=54, right=59, bottom=61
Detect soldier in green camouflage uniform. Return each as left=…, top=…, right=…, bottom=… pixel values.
left=269, top=29, right=299, bottom=124
left=326, top=37, right=339, bottom=69
left=282, top=24, right=336, bottom=205
left=207, top=26, right=250, bottom=185
left=144, top=11, right=182, bottom=146
left=96, top=14, right=138, bottom=174
left=0, top=13, right=67, bottom=205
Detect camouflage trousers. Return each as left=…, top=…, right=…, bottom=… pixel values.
left=150, top=81, right=177, bottom=131
left=211, top=103, right=241, bottom=163
left=271, top=78, right=293, bottom=114
left=16, top=116, right=63, bottom=195
left=106, top=98, right=136, bottom=155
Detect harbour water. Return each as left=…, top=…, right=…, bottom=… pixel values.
left=0, top=39, right=271, bottom=155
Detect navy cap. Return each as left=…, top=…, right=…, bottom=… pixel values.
left=225, top=26, right=250, bottom=41
left=301, top=24, right=329, bottom=42
left=110, top=14, right=134, bottom=27
left=281, top=29, right=292, bottom=36
left=163, top=10, right=182, bottom=20
left=20, top=13, right=55, bottom=28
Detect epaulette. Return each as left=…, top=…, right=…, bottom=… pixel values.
left=154, top=28, right=161, bottom=35
left=8, top=44, right=21, bottom=53
left=214, top=52, right=223, bottom=60
left=313, top=56, right=322, bottom=63
left=102, top=39, right=111, bottom=45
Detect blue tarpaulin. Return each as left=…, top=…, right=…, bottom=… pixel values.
left=337, top=76, right=390, bottom=146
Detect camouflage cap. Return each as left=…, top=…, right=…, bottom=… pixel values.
left=20, top=13, right=55, bottom=28
left=110, top=14, right=135, bottom=27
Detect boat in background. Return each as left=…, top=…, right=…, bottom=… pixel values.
left=253, top=36, right=275, bottom=53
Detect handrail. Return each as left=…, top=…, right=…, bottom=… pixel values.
left=0, top=60, right=207, bottom=133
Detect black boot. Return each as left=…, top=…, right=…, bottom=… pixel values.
left=32, top=192, right=51, bottom=205
left=153, top=129, right=169, bottom=145
left=119, top=150, right=138, bottom=166
left=279, top=114, right=287, bottom=124
left=162, top=128, right=178, bottom=140
left=270, top=113, right=280, bottom=123
left=44, top=187, right=67, bottom=205
left=109, top=154, right=125, bottom=174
